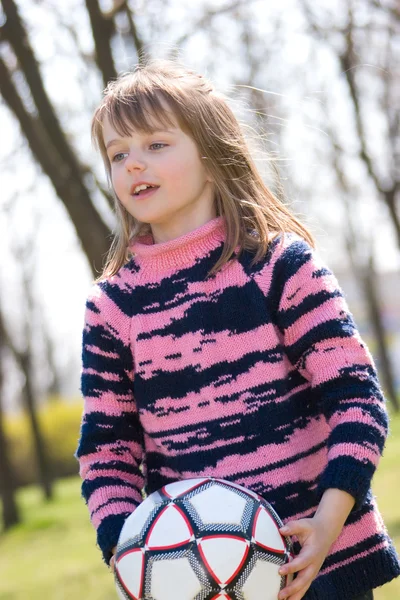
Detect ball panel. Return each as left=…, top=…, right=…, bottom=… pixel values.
left=162, top=478, right=210, bottom=499
left=115, top=580, right=130, bottom=600
left=189, top=484, right=247, bottom=526
left=240, top=557, right=282, bottom=600
left=259, top=498, right=285, bottom=530
left=198, top=536, right=249, bottom=585
left=252, top=507, right=285, bottom=554
left=118, top=494, right=161, bottom=546
left=256, top=498, right=294, bottom=559
left=116, top=548, right=145, bottom=600
left=146, top=504, right=194, bottom=550
left=144, top=549, right=217, bottom=599
left=150, top=557, right=203, bottom=600
left=215, top=480, right=261, bottom=502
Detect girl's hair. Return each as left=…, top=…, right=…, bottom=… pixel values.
left=91, top=56, right=316, bottom=281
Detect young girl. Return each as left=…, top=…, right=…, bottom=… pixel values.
left=75, top=57, right=400, bottom=600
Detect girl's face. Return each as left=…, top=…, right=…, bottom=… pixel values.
left=102, top=111, right=216, bottom=242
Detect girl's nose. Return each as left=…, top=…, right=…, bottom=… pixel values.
left=125, top=152, right=146, bottom=172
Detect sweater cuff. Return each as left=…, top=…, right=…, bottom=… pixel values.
left=316, top=456, right=375, bottom=511
left=97, top=513, right=131, bottom=565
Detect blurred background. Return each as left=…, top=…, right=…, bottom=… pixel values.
left=0, top=0, right=399, bottom=598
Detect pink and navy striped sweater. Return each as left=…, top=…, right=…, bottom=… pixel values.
left=75, top=215, right=400, bottom=599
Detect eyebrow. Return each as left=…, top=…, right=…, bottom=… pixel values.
left=105, top=130, right=176, bottom=150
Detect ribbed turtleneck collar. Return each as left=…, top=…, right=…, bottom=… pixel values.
left=128, top=216, right=227, bottom=272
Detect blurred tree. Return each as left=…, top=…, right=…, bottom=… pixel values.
left=0, top=307, right=20, bottom=529
left=0, top=273, right=54, bottom=499
left=299, top=0, right=400, bottom=247
left=0, top=0, right=111, bottom=277
left=0, top=201, right=59, bottom=498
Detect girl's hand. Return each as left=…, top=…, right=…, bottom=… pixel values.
left=277, top=516, right=336, bottom=600
left=110, top=546, right=117, bottom=574
left=277, top=488, right=355, bottom=599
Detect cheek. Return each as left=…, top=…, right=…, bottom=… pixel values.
left=110, top=171, right=128, bottom=207
left=111, top=169, right=126, bottom=198
left=110, top=167, right=120, bottom=187
left=165, top=155, right=207, bottom=189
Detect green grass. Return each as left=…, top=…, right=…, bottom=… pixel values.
left=0, top=412, right=399, bottom=599
left=0, top=477, right=114, bottom=599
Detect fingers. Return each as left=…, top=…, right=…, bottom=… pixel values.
left=278, top=563, right=316, bottom=600
left=279, top=551, right=313, bottom=576
left=277, top=518, right=331, bottom=598
left=110, top=555, right=115, bottom=574
left=277, top=539, right=319, bottom=599
left=279, top=519, right=312, bottom=537
left=110, top=545, right=117, bottom=574
left=279, top=585, right=311, bottom=600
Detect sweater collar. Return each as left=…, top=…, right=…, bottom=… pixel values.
left=128, top=215, right=226, bottom=272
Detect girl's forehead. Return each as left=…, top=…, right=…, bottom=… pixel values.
left=102, top=110, right=180, bottom=139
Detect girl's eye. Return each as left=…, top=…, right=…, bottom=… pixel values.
left=111, top=144, right=167, bottom=162
left=112, top=152, right=127, bottom=163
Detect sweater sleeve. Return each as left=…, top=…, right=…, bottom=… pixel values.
left=269, top=233, right=389, bottom=510
left=74, top=280, right=145, bottom=565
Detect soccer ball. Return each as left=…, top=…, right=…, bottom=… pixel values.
left=114, top=477, right=293, bottom=600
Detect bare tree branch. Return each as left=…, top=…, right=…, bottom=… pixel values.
left=85, top=0, right=118, bottom=86
left=123, top=4, right=145, bottom=59
left=175, top=0, right=260, bottom=46
left=101, top=0, right=145, bottom=57
left=103, top=0, right=128, bottom=19
left=366, top=0, right=399, bottom=22
left=298, top=0, right=400, bottom=248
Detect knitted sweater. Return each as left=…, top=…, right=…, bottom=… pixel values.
left=75, top=215, right=400, bottom=599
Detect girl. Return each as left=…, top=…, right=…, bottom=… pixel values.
left=75, top=57, right=400, bottom=600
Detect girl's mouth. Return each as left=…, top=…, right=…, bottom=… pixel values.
left=132, top=186, right=160, bottom=200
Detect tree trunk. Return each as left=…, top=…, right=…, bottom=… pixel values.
left=0, top=342, right=20, bottom=530
left=0, top=0, right=111, bottom=276
left=0, top=404, right=20, bottom=529
left=20, top=352, right=53, bottom=500
left=0, top=292, right=54, bottom=500
left=85, top=0, right=118, bottom=86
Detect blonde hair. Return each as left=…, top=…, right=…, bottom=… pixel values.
left=91, top=56, right=316, bottom=281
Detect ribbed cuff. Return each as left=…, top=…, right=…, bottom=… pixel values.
left=316, top=456, right=375, bottom=511
left=97, top=513, right=131, bottom=565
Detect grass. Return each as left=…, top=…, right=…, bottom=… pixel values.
left=0, top=478, right=114, bottom=600
left=0, top=412, right=399, bottom=599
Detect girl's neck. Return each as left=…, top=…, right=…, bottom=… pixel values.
left=150, top=206, right=218, bottom=244
left=128, top=215, right=227, bottom=273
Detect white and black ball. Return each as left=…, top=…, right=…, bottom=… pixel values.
left=114, top=477, right=293, bottom=600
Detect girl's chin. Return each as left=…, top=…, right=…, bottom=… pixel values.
left=127, top=210, right=171, bottom=225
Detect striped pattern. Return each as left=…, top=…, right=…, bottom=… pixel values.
left=75, top=216, right=400, bottom=598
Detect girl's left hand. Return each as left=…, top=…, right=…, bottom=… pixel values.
left=277, top=516, right=336, bottom=600
left=109, top=545, right=117, bottom=574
